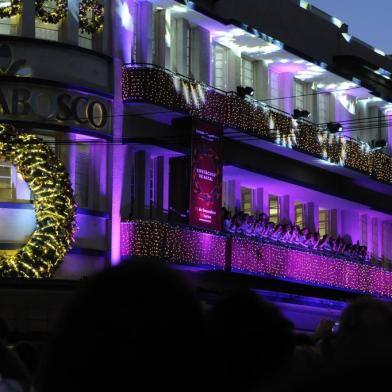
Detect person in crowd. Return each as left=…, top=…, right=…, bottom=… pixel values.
left=221, top=209, right=374, bottom=265
left=289, top=225, right=301, bottom=244
left=240, top=215, right=254, bottom=236
left=205, top=290, right=294, bottom=392
left=35, top=259, right=206, bottom=392
left=222, top=207, right=232, bottom=232
left=263, top=221, right=276, bottom=238
left=271, top=224, right=284, bottom=241
left=298, top=228, right=309, bottom=245
left=281, top=224, right=293, bottom=243
left=253, top=216, right=266, bottom=237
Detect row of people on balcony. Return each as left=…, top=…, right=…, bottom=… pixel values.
left=222, top=209, right=369, bottom=262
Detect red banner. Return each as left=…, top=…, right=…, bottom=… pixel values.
left=189, top=120, right=223, bottom=230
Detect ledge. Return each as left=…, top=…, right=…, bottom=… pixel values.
left=122, top=64, right=392, bottom=185
left=121, top=220, right=392, bottom=298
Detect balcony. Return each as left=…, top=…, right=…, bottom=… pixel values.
left=121, top=220, right=392, bottom=298
left=122, top=63, right=392, bottom=185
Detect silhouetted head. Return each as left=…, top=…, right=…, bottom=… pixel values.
left=205, top=290, right=294, bottom=392
left=36, top=258, right=205, bottom=392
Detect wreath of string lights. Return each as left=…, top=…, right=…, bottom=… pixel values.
left=0, top=0, right=22, bottom=19
left=79, top=0, right=104, bottom=34
left=123, top=65, right=392, bottom=185
left=35, top=0, right=67, bottom=24
left=121, top=220, right=392, bottom=297
left=0, top=124, right=76, bottom=278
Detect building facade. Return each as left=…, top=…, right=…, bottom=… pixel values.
left=2, top=0, right=392, bottom=326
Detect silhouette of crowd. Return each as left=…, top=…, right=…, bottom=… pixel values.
left=222, top=208, right=371, bottom=263
left=0, top=258, right=391, bottom=391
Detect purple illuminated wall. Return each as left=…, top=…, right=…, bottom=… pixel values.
left=121, top=220, right=226, bottom=269
left=121, top=220, right=392, bottom=298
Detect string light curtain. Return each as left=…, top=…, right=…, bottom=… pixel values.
left=123, top=65, right=392, bottom=185
left=121, top=220, right=392, bottom=298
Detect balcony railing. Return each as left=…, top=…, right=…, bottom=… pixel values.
left=122, top=63, right=392, bottom=185
left=121, top=220, right=392, bottom=298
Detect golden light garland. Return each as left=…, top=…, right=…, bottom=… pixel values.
left=123, top=65, right=392, bottom=185
left=0, top=124, right=76, bottom=278
left=0, top=0, right=21, bottom=19
left=79, top=0, right=104, bottom=34
left=35, top=0, right=67, bottom=24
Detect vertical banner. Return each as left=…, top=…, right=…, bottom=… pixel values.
left=189, top=120, right=223, bottom=230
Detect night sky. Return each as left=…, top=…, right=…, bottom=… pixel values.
left=309, top=0, right=392, bottom=54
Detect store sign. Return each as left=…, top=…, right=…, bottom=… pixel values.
left=189, top=120, right=223, bottom=231
left=0, top=83, right=111, bottom=133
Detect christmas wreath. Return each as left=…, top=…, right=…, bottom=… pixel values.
left=35, top=0, right=67, bottom=24
left=0, top=0, right=22, bottom=19
left=79, top=0, right=104, bottom=34
left=0, top=124, right=76, bottom=278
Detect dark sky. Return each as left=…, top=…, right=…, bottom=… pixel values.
left=309, top=0, right=392, bottom=54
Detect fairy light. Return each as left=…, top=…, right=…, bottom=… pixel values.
left=123, top=65, right=392, bottom=185
left=120, top=220, right=226, bottom=269
left=35, top=0, right=67, bottom=24
left=121, top=220, right=392, bottom=298
left=0, top=124, right=76, bottom=278
left=79, top=0, right=104, bottom=34
left=231, top=237, right=392, bottom=297
left=0, top=0, right=21, bottom=18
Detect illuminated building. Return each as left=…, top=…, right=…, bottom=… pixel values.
left=1, top=0, right=392, bottom=330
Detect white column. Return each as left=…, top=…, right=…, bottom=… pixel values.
left=251, top=188, right=269, bottom=216
left=304, top=202, right=318, bottom=233
left=341, top=210, right=360, bottom=244
left=191, top=26, right=210, bottom=83
left=280, top=72, right=294, bottom=115
left=63, top=0, right=80, bottom=46
left=254, top=60, right=268, bottom=101
left=136, top=1, right=153, bottom=63
left=224, top=180, right=241, bottom=213
left=279, top=195, right=294, bottom=225
left=330, top=208, right=341, bottom=237
left=154, top=8, right=166, bottom=67
left=227, top=50, right=241, bottom=92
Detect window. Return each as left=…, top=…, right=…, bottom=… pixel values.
left=295, top=202, right=304, bottom=227
left=318, top=92, right=330, bottom=124
left=75, top=144, right=89, bottom=208
left=35, top=0, right=60, bottom=41
left=269, top=71, right=280, bottom=109
left=0, top=12, right=18, bottom=35
left=269, top=195, right=279, bottom=224
left=241, top=187, right=252, bottom=215
left=241, top=58, right=254, bottom=89
left=0, top=163, right=31, bottom=201
left=294, top=80, right=305, bottom=110
left=319, top=209, right=329, bottom=236
left=0, top=165, right=12, bottom=200
left=213, top=44, right=228, bottom=91
left=79, top=30, right=93, bottom=50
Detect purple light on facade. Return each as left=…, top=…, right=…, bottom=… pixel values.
left=116, top=0, right=135, bottom=64
left=121, top=221, right=392, bottom=298
left=387, top=111, right=392, bottom=155
left=231, top=237, right=392, bottom=297
left=269, top=63, right=306, bottom=74
left=120, top=221, right=226, bottom=269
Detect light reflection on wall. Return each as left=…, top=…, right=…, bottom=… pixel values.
left=116, top=0, right=135, bottom=64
